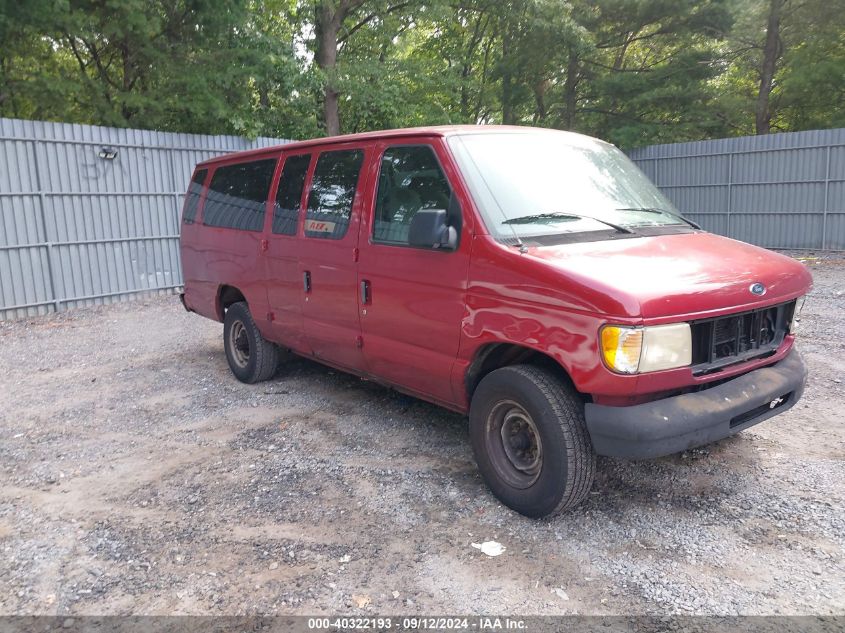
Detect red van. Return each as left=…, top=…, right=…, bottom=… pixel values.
left=179, top=126, right=810, bottom=518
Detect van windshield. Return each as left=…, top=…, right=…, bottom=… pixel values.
left=448, top=131, right=687, bottom=241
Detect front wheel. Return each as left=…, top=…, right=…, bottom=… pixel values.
left=223, top=301, right=280, bottom=384
left=469, top=365, right=596, bottom=518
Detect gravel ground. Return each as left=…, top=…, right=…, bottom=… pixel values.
left=0, top=254, right=843, bottom=617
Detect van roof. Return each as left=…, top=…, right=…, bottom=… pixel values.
left=195, top=124, right=596, bottom=167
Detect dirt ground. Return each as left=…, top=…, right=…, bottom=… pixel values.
left=0, top=254, right=843, bottom=617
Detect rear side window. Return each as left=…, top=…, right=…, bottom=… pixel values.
left=305, top=149, right=365, bottom=240
left=273, top=154, right=311, bottom=235
left=203, top=159, right=277, bottom=231
left=182, top=169, right=207, bottom=224
left=374, top=145, right=452, bottom=245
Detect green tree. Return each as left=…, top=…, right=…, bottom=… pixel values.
left=570, top=0, right=733, bottom=146
left=718, top=0, right=845, bottom=135
left=1, top=0, right=842, bottom=144
left=0, top=0, right=311, bottom=137
left=776, top=2, right=845, bottom=130
left=307, top=0, right=420, bottom=135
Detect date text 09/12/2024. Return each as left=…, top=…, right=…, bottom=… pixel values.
left=307, top=617, right=527, bottom=630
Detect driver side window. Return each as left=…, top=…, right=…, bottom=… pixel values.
left=374, top=145, right=452, bottom=246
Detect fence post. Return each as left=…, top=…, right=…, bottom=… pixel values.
left=822, top=145, right=831, bottom=250
left=726, top=152, right=733, bottom=239
left=31, top=139, right=62, bottom=313
left=166, top=143, right=185, bottom=286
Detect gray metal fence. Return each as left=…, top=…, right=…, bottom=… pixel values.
left=629, top=127, right=845, bottom=252
left=0, top=117, right=288, bottom=320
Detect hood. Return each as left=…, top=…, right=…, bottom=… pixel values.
left=525, top=232, right=812, bottom=319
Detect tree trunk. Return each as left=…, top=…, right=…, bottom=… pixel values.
left=532, top=79, right=548, bottom=124
left=460, top=13, right=486, bottom=121
left=755, top=0, right=785, bottom=135
left=473, top=37, right=494, bottom=123
left=323, top=87, right=340, bottom=136
left=502, top=76, right=514, bottom=124
left=0, top=57, right=9, bottom=112
left=562, top=49, right=579, bottom=130
left=314, top=2, right=343, bottom=136
left=501, top=25, right=515, bottom=124
left=120, top=40, right=133, bottom=122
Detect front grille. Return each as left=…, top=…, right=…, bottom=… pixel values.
left=690, top=301, right=795, bottom=375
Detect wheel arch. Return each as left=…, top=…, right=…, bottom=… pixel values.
left=216, top=284, right=247, bottom=321
left=465, top=342, right=580, bottom=403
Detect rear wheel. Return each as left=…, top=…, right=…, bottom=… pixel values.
left=223, top=301, right=279, bottom=384
left=469, top=364, right=595, bottom=518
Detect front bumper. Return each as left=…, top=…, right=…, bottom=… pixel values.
left=585, top=348, right=807, bottom=459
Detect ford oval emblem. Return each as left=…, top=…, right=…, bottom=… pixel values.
left=750, top=282, right=766, bottom=296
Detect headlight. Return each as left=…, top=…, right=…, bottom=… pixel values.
left=601, top=323, right=692, bottom=374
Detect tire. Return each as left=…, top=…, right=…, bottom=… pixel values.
left=223, top=301, right=280, bottom=384
left=469, top=364, right=596, bottom=518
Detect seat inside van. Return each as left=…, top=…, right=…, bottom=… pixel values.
left=374, top=152, right=451, bottom=244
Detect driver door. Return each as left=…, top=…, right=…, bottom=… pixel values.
left=356, top=139, right=472, bottom=407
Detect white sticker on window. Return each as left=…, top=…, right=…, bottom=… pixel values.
left=305, top=219, right=336, bottom=233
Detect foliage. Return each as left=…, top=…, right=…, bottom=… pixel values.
left=0, top=0, right=842, bottom=147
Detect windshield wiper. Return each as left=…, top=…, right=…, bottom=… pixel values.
left=503, top=212, right=634, bottom=234
left=614, top=207, right=701, bottom=230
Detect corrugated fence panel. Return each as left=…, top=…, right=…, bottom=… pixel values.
left=0, top=117, right=289, bottom=320
left=629, top=127, right=845, bottom=252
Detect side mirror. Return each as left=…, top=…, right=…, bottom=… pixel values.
left=408, top=209, right=458, bottom=251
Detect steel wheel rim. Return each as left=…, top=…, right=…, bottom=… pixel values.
left=229, top=320, right=250, bottom=368
left=485, top=400, right=543, bottom=489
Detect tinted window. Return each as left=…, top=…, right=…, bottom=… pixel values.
left=273, top=154, right=311, bottom=235
left=182, top=169, right=207, bottom=224
left=305, top=149, right=365, bottom=240
left=203, top=159, right=276, bottom=231
left=374, top=146, right=452, bottom=245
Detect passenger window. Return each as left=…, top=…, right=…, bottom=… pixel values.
left=273, top=154, right=311, bottom=235
left=374, top=145, right=452, bottom=245
left=203, top=159, right=277, bottom=231
left=305, top=149, right=365, bottom=240
left=182, top=168, right=207, bottom=224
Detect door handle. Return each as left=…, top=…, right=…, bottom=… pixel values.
left=360, top=279, right=370, bottom=305
left=260, top=238, right=269, bottom=253
left=303, top=271, right=311, bottom=293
